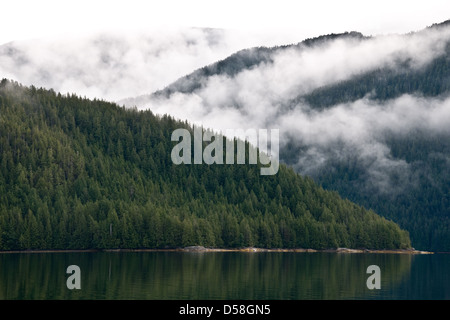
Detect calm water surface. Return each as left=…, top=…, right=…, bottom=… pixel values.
left=0, top=252, right=449, bottom=300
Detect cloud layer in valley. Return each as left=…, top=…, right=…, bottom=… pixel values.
left=129, top=25, right=450, bottom=194
left=1, top=21, right=450, bottom=194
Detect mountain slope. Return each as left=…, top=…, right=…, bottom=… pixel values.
left=126, top=21, right=448, bottom=103
left=120, top=31, right=366, bottom=106
left=0, top=79, right=411, bottom=250
left=121, top=21, right=450, bottom=251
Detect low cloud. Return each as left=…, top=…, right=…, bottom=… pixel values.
left=0, top=28, right=276, bottom=102
left=132, top=25, right=450, bottom=194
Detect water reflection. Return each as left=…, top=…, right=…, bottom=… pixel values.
left=0, top=251, right=447, bottom=300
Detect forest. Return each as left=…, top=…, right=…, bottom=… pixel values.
left=148, top=23, right=450, bottom=251
left=0, top=79, right=411, bottom=250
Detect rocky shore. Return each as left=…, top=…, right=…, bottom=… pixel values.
left=108, top=246, right=433, bottom=254
left=0, top=246, right=434, bottom=254
left=177, top=246, right=433, bottom=254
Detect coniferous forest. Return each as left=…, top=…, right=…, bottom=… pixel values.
left=136, top=23, right=450, bottom=252
left=0, top=79, right=411, bottom=250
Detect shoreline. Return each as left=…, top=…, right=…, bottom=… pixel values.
left=0, top=246, right=434, bottom=254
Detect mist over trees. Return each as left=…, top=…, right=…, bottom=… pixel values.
left=122, top=22, right=450, bottom=251
left=0, top=80, right=411, bottom=250
left=2, top=21, right=449, bottom=251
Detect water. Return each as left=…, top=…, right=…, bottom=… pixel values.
left=0, top=251, right=449, bottom=300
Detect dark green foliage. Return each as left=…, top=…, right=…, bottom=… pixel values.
left=0, top=79, right=410, bottom=250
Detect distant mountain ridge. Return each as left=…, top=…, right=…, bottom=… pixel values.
left=122, top=22, right=450, bottom=106
left=119, top=31, right=367, bottom=106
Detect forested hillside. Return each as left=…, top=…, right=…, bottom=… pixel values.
left=122, top=21, right=450, bottom=251
left=0, top=79, right=411, bottom=250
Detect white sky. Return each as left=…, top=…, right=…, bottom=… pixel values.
left=1, top=0, right=449, bottom=45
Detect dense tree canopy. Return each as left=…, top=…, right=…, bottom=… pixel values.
left=0, top=79, right=411, bottom=250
